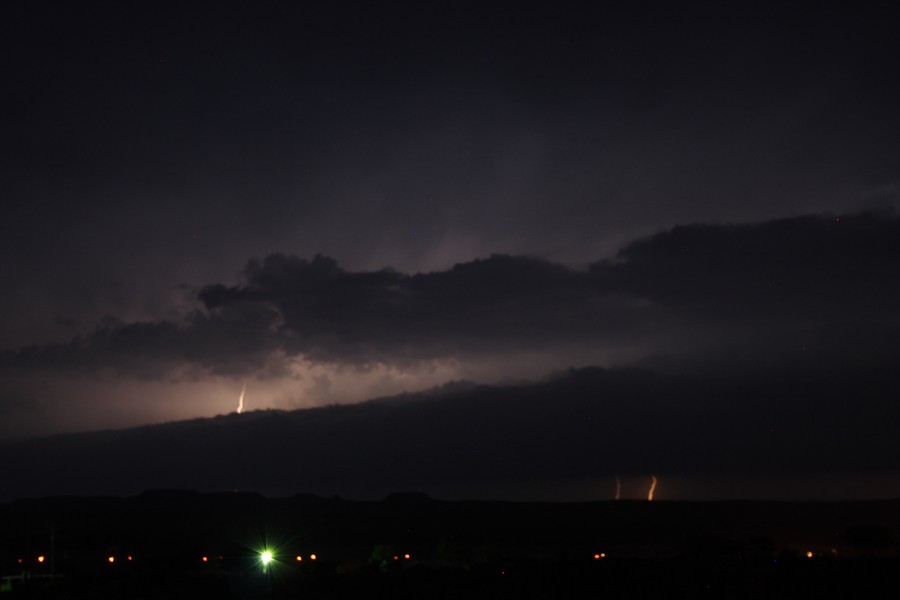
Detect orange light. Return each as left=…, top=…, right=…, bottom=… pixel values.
left=127, top=556, right=133, bottom=561
left=310, top=554, right=317, bottom=561
left=600, top=553, right=606, bottom=558
left=296, top=555, right=302, bottom=562
left=108, top=556, right=115, bottom=564
left=37, top=556, right=45, bottom=563
left=202, top=556, right=208, bottom=562
left=404, top=553, right=410, bottom=559
left=594, top=553, right=600, bottom=559
left=806, top=551, right=814, bottom=558
left=393, top=555, right=399, bottom=561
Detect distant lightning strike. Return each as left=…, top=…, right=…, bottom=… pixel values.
left=648, top=475, right=658, bottom=501
left=237, top=383, right=246, bottom=415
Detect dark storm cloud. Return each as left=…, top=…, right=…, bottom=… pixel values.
left=601, top=211, right=900, bottom=372
left=4, top=367, right=900, bottom=501
left=4, top=303, right=285, bottom=378
left=3, top=253, right=637, bottom=374
left=605, top=211, right=900, bottom=318
left=3, top=212, right=898, bottom=377
left=0, top=390, right=39, bottom=416
left=199, top=253, right=640, bottom=363
left=3, top=1, right=898, bottom=351
left=198, top=210, right=900, bottom=370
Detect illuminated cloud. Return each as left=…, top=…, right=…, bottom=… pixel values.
left=3, top=211, right=899, bottom=379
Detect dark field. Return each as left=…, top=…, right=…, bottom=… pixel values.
left=2, top=492, right=898, bottom=598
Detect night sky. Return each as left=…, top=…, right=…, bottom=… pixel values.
left=2, top=2, right=899, bottom=500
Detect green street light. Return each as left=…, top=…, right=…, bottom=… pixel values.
left=260, top=550, right=273, bottom=569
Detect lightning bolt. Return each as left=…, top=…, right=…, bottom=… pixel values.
left=615, top=476, right=622, bottom=500
left=237, top=382, right=246, bottom=415
left=647, top=474, right=658, bottom=501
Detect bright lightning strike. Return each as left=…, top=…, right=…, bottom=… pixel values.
left=647, top=474, right=658, bottom=501
left=237, top=382, right=246, bottom=415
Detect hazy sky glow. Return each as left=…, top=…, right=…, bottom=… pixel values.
left=2, top=2, right=899, bottom=500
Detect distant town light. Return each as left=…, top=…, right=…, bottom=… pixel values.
left=202, top=556, right=208, bottom=562
left=260, top=550, right=273, bottom=565
left=296, top=555, right=302, bottom=562
left=806, top=551, right=814, bottom=558
left=127, top=556, right=133, bottom=561
left=37, top=556, right=45, bottom=563
left=108, top=556, right=115, bottom=564
left=310, top=554, right=317, bottom=561
left=404, top=553, right=410, bottom=559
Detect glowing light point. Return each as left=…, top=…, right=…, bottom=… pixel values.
left=260, top=550, right=273, bottom=565
left=404, top=553, right=410, bottom=559
left=806, top=551, right=814, bottom=558
left=202, top=556, right=208, bottom=562
left=108, top=556, right=115, bottom=564
left=296, top=555, right=302, bottom=562
left=310, top=554, right=317, bottom=561
left=37, top=556, right=45, bottom=563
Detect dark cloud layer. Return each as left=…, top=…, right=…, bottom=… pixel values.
left=4, top=366, right=899, bottom=501
left=608, top=211, right=900, bottom=319
left=604, top=211, right=900, bottom=372
left=2, top=2, right=898, bottom=354
left=3, top=212, right=898, bottom=376
left=3, top=3, right=899, bottom=501
left=200, top=253, right=624, bottom=363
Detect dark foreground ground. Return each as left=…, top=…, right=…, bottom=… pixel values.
left=2, top=492, right=898, bottom=598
